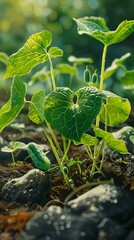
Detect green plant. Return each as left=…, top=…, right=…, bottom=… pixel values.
left=0, top=17, right=134, bottom=186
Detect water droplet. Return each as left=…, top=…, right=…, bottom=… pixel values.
left=66, top=223, right=71, bottom=229
left=43, top=214, right=48, bottom=220
left=80, top=231, right=86, bottom=237
left=47, top=220, right=52, bottom=225
left=60, top=215, right=65, bottom=220
left=60, top=225, right=65, bottom=231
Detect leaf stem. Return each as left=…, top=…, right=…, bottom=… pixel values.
left=99, top=44, right=108, bottom=92
left=64, top=178, right=114, bottom=204
left=47, top=53, right=56, bottom=90
left=46, top=121, right=63, bottom=156
left=63, top=139, right=71, bottom=163
left=41, top=124, right=70, bottom=186
left=93, top=44, right=108, bottom=172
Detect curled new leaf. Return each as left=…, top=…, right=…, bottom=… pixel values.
left=74, top=17, right=134, bottom=45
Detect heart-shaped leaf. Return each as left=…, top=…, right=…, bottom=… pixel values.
left=44, top=87, right=102, bottom=141
left=74, top=17, right=134, bottom=45
left=5, top=30, right=63, bottom=79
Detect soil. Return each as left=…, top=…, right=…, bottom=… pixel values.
left=0, top=105, right=134, bottom=240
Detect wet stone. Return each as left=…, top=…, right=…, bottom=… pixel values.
left=68, top=184, right=134, bottom=223
left=19, top=184, right=134, bottom=240
left=19, top=205, right=98, bottom=240
left=1, top=169, right=50, bottom=204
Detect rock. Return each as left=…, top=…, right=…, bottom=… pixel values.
left=19, top=184, right=134, bottom=240
left=126, top=231, right=134, bottom=240
left=0, top=137, right=11, bottom=164
left=2, top=169, right=50, bottom=204
left=19, top=205, right=98, bottom=240
left=67, top=184, right=134, bottom=223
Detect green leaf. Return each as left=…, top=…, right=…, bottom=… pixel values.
left=31, top=67, right=59, bottom=82
left=68, top=55, right=93, bottom=65
left=94, top=128, right=128, bottom=154
left=28, top=90, right=45, bottom=124
left=130, top=135, right=134, bottom=144
left=56, top=64, right=78, bottom=75
left=104, top=53, right=131, bottom=80
left=44, top=86, right=102, bottom=141
left=74, top=133, right=98, bottom=146
left=74, top=17, right=134, bottom=45
left=67, top=160, right=81, bottom=167
left=48, top=47, right=63, bottom=58
left=0, top=52, right=9, bottom=65
left=4, top=30, right=63, bottom=79
left=120, top=70, right=134, bottom=88
left=0, top=76, right=26, bottom=132
left=100, top=91, right=131, bottom=126
left=1, top=141, right=26, bottom=153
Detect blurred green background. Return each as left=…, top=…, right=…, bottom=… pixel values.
left=0, top=0, right=134, bottom=99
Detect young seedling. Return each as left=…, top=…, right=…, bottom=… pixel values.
left=0, top=17, right=134, bottom=184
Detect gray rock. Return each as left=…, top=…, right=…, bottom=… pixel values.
left=19, top=184, right=134, bottom=240
left=2, top=169, right=50, bottom=204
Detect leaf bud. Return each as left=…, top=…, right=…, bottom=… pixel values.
left=83, top=65, right=91, bottom=83
left=92, top=70, right=98, bottom=83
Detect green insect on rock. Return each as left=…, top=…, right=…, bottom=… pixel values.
left=27, top=143, right=51, bottom=171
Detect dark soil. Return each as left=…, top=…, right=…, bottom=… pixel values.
left=0, top=106, right=134, bottom=240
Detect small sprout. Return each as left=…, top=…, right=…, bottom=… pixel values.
left=83, top=65, right=91, bottom=83
left=68, top=179, right=74, bottom=187
left=92, top=70, right=98, bottom=83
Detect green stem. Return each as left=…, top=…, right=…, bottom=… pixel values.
left=63, top=139, right=71, bottom=163
left=84, top=145, right=99, bottom=176
left=47, top=53, right=56, bottom=90
left=99, top=142, right=106, bottom=170
left=95, top=44, right=108, bottom=128
left=64, top=178, right=114, bottom=204
left=92, top=44, right=108, bottom=174
left=99, top=44, right=108, bottom=92
left=41, top=124, right=70, bottom=186
left=69, top=63, right=77, bottom=88
left=62, top=136, right=67, bottom=153
left=46, top=121, right=63, bottom=156
left=84, top=145, right=94, bottom=161
left=99, top=100, right=108, bottom=170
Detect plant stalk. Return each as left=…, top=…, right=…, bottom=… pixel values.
left=47, top=53, right=56, bottom=90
